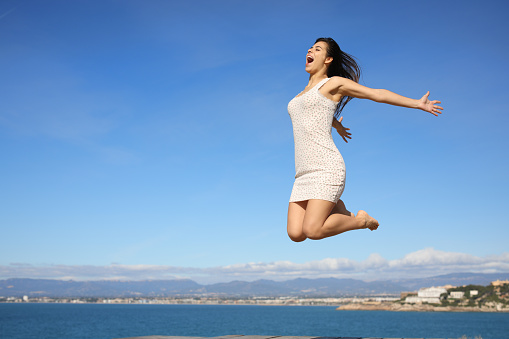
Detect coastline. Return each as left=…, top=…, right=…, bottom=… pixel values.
left=336, top=302, right=509, bottom=313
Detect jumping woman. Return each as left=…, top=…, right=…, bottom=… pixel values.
left=287, top=37, right=443, bottom=242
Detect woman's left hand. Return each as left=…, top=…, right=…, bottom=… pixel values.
left=419, top=91, right=443, bottom=116
left=333, top=116, right=352, bottom=143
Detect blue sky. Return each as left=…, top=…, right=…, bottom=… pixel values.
left=1, top=0, right=508, bottom=283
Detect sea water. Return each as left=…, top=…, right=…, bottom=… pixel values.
left=0, top=303, right=508, bottom=339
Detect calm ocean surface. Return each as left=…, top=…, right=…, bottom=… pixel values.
left=1, top=304, right=508, bottom=339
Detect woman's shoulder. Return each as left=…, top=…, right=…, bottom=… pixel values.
left=324, top=76, right=357, bottom=94
left=328, top=76, right=351, bottom=85
left=321, top=76, right=347, bottom=94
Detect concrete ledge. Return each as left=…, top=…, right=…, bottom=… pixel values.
left=116, top=335, right=439, bottom=339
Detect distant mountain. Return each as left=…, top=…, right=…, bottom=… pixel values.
left=206, top=279, right=291, bottom=296
left=1, top=273, right=508, bottom=298
left=0, top=278, right=203, bottom=298
left=392, top=273, right=509, bottom=291
left=279, top=278, right=404, bottom=295
left=205, top=277, right=405, bottom=296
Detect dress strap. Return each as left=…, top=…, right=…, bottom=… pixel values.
left=316, top=77, right=331, bottom=91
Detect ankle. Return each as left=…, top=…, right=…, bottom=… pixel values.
left=354, top=214, right=366, bottom=229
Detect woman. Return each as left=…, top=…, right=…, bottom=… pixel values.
left=287, top=37, right=443, bottom=242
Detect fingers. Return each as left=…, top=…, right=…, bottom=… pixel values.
left=422, top=93, right=443, bottom=116
left=340, top=133, right=351, bottom=143
left=433, top=105, right=443, bottom=115
left=427, top=109, right=438, bottom=116
left=338, top=116, right=343, bottom=123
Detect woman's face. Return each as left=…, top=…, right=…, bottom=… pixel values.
left=305, top=41, right=332, bottom=74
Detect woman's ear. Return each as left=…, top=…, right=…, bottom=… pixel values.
left=325, top=56, right=333, bottom=66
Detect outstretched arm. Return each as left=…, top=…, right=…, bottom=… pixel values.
left=330, top=77, right=444, bottom=116
left=332, top=116, right=351, bottom=143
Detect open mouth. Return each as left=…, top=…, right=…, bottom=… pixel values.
left=306, top=55, right=314, bottom=65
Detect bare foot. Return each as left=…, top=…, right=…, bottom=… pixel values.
left=331, top=199, right=354, bottom=217
left=356, top=210, right=379, bottom=231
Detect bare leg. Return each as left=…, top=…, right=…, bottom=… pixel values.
left=331, top=199, right=378, bottom=232
left=287, top=201, right=308, bottom=242
left=287, top=199, right=379, bottom=242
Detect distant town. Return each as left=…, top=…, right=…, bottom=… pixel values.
left=1, top=295, right=396, bottom=306
left=337, top=279, right=509, bottom=312
left=2, top=279, right=508, bottom=312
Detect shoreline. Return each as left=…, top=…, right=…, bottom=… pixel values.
left=336, top=302, right=509, bottom=313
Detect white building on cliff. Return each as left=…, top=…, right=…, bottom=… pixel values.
left=405, top=287, right=447, bottom=304
left=449, top=291, right=465, bottom=299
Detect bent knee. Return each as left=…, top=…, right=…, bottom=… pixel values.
left=287, top=230, right=307, bottom=242
left=302, top=223, right=323, bottom=240
left=303, top=232, right=321, bottom=240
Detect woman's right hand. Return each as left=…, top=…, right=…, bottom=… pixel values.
left=418, top=91, right=443, bottom=116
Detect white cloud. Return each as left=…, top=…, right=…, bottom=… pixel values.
left=1, top=248, right=508, bottom=284
left=391, top=248, right=483, bottom=267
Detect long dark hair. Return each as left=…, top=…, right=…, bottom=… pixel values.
left=315, top=37, right=361, bottom=118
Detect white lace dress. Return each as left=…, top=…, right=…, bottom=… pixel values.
left=287, top=77, right=345, bottom=203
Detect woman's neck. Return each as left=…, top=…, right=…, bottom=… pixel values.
left=307, top=72, right=328, bottom=87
